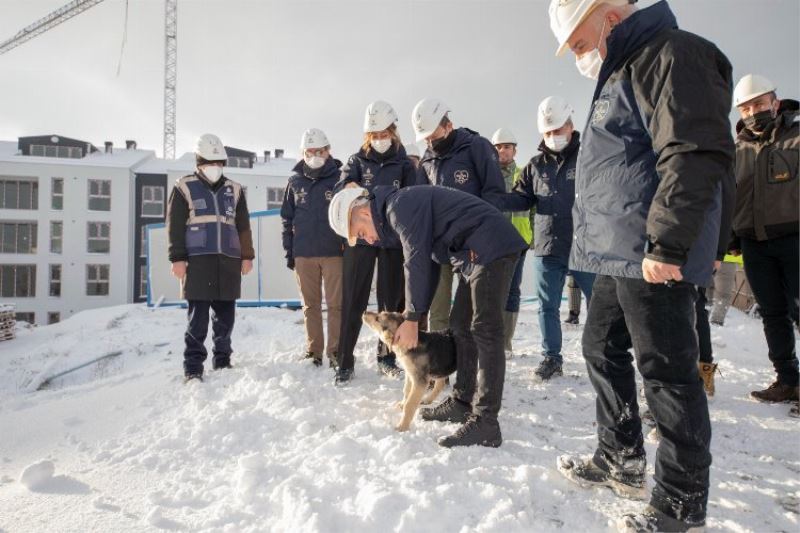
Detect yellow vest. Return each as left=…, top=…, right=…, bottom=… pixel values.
left=503, top=164, right=533, bottom=245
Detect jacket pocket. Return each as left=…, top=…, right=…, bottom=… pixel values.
left=186, top=224, right=207, bottom=248
left=768, top=149, right=798, bottom=184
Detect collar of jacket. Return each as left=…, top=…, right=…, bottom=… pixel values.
left=736, top=98, right=800, bottom=142
left=291, top=157, right=342, bottom=180
left=593, top=0, right=678, bottom=101
left=194, top=171, right=228, bottom=191
left=537, top=130, right=581, bottom=161
left=420, top=127, right=476, bottom=162
left=368, top=185, right=399, bottom=245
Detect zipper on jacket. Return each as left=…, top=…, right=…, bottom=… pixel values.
left=212, top=186, right=222, bottom=254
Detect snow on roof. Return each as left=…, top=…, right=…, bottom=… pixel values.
left=134, top=151, right=297, bottom=177
left=0, top=140, right=155, bottom=169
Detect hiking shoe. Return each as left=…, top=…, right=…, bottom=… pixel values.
left=303, top=351, right=322, bottom=367
left=420, top=396, right=471, bottom=424
left=750, top=381, right=799, bottom=403
left=556, top=454, right=647, bottom=500
left=377, top=355, right=404, bottom=379
left=534, top=356, right=563, bottom=381
left=212, top=360, right=232, bottom=370
left=564, top=311, right=580, bottom=325
left=438, top=415, right=502, bottom=448
left=698, top=362, right=717, bottom=397
left=617, top=505, right=705, bottom=532
left=789, top=401, right=799, bottom=418
left=328, top=352, right=339, bottom=370
left=334, top=367, right=354, bottom=386
left=183, top=373, right=203, bottom=384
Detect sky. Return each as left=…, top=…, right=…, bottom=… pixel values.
left=0, top=0, right=798, bottom=162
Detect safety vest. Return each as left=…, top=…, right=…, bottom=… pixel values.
left=503, top=164, right=533, bottom=245
left=176, top=174, right=243, bottom=259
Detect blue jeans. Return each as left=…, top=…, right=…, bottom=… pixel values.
left=505, top=250, right=527, bottom=312
left=532, top=255, right=595, bottom=361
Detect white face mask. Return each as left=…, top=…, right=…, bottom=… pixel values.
left=304, top=155, right=326, bottom=170
left=545, top=134, right=570, bottom=152
left=370, top=138, right=392, bottom=154
left=575, top=17, right=607, bottom=80
left=201, top=165, right=222, bottom=183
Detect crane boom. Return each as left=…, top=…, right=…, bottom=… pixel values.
left=0, top=0, right=106, bottom=55
left=163, top=0, right=177, bottom=159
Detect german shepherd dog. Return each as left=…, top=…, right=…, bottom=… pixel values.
left=362, top=311, right=457, bottom=431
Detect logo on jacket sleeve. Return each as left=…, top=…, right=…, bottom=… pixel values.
left=454, top=170, right=470, bottom=185
left=591, top=99, right=610, bottom=125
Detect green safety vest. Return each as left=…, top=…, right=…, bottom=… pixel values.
left=503, top=163, right=533, bottom=245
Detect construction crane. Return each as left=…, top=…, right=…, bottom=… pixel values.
left=0, top=0, right=179, bottom=159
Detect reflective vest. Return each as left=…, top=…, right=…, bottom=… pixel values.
left=503, top=163, right=533, bottom=245
left=176, top=174, right=243, bottom=259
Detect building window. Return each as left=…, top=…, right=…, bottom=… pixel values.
left=48, top=312, right=60, bottom=324
left=226, top=156, right=252, bottom=168
left=0, top=222, right=37, bottom=254
left=87, top=222, right=110, bottom=253
left=49, top=264, right=61, bottom=297
left=0, top=264, right=36, bottom=297
left=139, top=267, right=148, bottom=299
left=140, top=226, right=148, bottom=258
left=50, top=221, right=62, bottom=254
left=51, top=178, right=64, bottom=210
left=86, top=264, right=110, bottom=296
left=141, top=186, right=165, bottom=217
left=0, top=178, right=38, bottom=210
left=266, top=187, right=283, bottom=209
left=88, top=179, right=111, bottom=211
left=15, top=312, right=35, bottom=324
left=30, top=145, right=82, bottom=159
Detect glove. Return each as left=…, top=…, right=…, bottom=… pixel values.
left=286, top=257, right=295, bottom=270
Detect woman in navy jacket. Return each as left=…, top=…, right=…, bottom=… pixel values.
left=334, top=101, right=418, bottom=384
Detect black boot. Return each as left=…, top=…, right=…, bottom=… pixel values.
left=564, top=311, right=580, bottom=325
left=420, top=396, right=471, bottom=423
left=617, top=505, right=705, bottom=532
left=438, top=415, right=502, bottom=448
left=184, top=373, right=204, bottom=384
left=556, top=454, right=646, bottom=500
left=534, top=356, right=563, bottom=381
left=377, top=354, right=403, bottom=379
left=334, top=367, right=354, bottom=386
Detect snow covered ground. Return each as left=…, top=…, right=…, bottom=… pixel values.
left=0, top=302, right=797, bottom=532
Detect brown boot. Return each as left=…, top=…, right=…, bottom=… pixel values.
left=750, top=381, right=800, bottom=403
left=698, top=362, right=717, bottom=397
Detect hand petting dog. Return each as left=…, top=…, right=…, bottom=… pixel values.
left=393, top=320, right=419, bottom=350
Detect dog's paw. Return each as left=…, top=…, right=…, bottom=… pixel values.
left=420, top=396, right=434, bottom=405
left=394, top=400, right=404, bottom=410
left=395, top=423, right=410, bottom=432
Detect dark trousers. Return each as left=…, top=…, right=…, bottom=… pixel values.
left=696, top=287, right=713, bottom=364
left=450, top=254, right=517, bottom=420
left=505, top=250, right=527, bottom=312
left=338, top=245, right=405, bottom=371
left=184, top=300, right=236, bottom=375
left=741, top=235, right=799, bottom=386
left=582, top=275, right=711, bottom=524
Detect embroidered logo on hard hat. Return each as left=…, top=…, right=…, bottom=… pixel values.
left=591, top=99, right=610, bottom=125
left=454, top=170, right=470, bottom=185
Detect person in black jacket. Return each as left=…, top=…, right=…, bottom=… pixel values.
left=329, top=185, right=527, bottom=447
left=332, top=101, right=418, bottom=385
left=281, top=128, right=344, bottom=369
left=546, top=1, right=736, bottom=531
left=167, top=134, right=254, bottom=383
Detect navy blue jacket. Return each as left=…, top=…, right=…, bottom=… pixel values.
left=497, top=133, right=581, bottom=260
left=571, top=1, right=734, bottom=287
left=371, top=185, right=528, bottom=321
left=417, top=128, right=506, bottom=206
left=281, top=158, right=344, bottom=259
left=337, top=144, right=417, bottom=249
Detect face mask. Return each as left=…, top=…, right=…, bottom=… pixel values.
left=304, top=155, right=326, bottom=169
left=201, top=165, right=222, bottom=183
left=743, top=109, right=775, bottom=132
left=575, top=17, right=607, bottom=80
left=545, top=134, right=570, bottom=152
left=370, top=138, right=392, bottom=154
left=430, top=129, right=454, bottom=153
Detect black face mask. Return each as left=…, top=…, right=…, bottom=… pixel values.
left=743, top=109, right=775, bottom=132
left=430, top=129, right=456, bottom=155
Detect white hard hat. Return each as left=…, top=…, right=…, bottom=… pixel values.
left=734, top=74, right=777, bottom=107
left=300, top=128, right=330, bottom=150
left=548, top=0, right=632, bottom=56
left=364, top=101, right=398, bottom=133
left=328, top=186, right=369, bottom=246
left=404, top=143, right=420, bottom=158
left=194, top=133, right=228, bottom=161
left=412, top=98, right=450, bottom=142
left=491, top=128, right=517, bottom=146
left=538, top=96, right=573, bottom=134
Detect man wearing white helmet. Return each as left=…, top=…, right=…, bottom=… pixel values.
left=332, top=101, right=418, bottom=384
left=328, top=183, right=527, bottom=447
left=411, top=98, right=507, bottom=361
left=729, top=74, right=799, bottom=413
left=546, top=0, right=736, bottom=530
left=494, top=97, right=596, bottom=381
left=490, top=127, right=533, bottom=358
left=281, top=128, right=344, bottom=370
left=167, top=133, right=254, bottom=383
